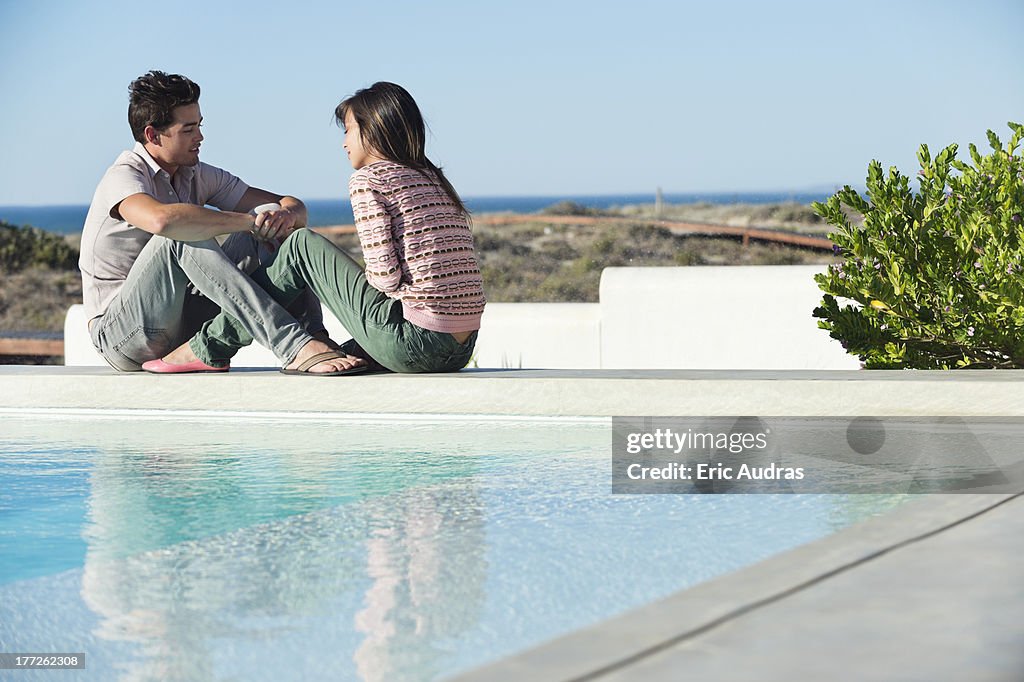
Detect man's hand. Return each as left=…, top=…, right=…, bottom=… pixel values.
left=252, top=207, right=301, bottom=242
left=234, top=187, right=307, bottom=241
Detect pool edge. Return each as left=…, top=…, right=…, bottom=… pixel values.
left=446, top=492, right=1023, bottom=681
left=2, top=367, right=1024, bottom=417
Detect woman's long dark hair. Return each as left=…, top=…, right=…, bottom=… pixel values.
left=335, top=82, right=468, bottom=215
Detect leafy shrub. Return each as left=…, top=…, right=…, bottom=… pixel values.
left=0, top=220, right=79, bottom=272
left=813, top=122, right=1024, bottom=368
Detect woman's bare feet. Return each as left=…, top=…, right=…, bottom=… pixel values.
left=156, top=338, right=365, bottom=374
left=285, top=339, right=367, bottom=373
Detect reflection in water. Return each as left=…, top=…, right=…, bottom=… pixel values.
left=78, top=439, right=486, bottom=681
left=355, top=486, right=485, bottom=681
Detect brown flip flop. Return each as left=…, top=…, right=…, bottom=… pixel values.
left=280, top=350, right=368, bottom=376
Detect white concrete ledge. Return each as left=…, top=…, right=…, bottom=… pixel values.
left=2, top=367, right=1023, bottom=417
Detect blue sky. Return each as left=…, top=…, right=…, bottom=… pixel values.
left=0, top=0, right=1021, bottom=205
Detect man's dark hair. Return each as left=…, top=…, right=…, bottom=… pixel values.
left=128, top=71, right=201, bottom=144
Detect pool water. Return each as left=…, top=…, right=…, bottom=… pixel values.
left=0, top=414, right=908, bottom=681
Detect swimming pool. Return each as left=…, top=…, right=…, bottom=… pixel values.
left=0, top=413, right=909, bottom=681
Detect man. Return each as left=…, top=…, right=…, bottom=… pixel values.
left=79, top=70, right=365, bottom=374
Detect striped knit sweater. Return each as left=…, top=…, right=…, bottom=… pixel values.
left=349, top=160, right=486, bottom=333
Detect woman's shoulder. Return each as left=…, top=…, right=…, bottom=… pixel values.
left=348, top=161, right=392, bottom=191
left=359, top=160, right=409, bottom=178
left=350, top=160, right=413, bottom=190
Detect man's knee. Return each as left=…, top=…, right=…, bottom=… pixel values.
left=145, top=235, right=223, bottom=269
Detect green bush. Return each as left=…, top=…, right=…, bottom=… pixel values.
left=0, top=220, right=79, bottom=272
left=813, top=122, right=1024, bottom=368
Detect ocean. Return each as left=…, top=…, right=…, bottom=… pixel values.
left=0, top=192, right=831, bottom=235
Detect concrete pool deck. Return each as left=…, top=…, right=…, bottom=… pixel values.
left=1, top=366, right=1023, bottom=416
left=2, top=366, right=1022, bottom=680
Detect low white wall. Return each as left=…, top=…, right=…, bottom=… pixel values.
left=473, top=303, right=601, bottom=369
left=64, top=305, right=104, bottom=367
left=63, top=266, right=858, bottom=370
left=599, top=266, right=858, bottom=369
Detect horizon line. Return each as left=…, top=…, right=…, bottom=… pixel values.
left=0, top=187, right=856, bottom=210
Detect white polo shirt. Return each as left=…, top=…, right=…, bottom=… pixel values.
left=78, top=142, right=249, bottom=320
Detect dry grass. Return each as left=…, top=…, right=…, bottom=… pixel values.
left=0, top=266, right=82, bottom=332
left=610, top=201, right=863, bottom=234
left=474, top=218, right=836, bottom=302
left=0, top=266, right=82, bottom=364
left=325, top=215, right=838, bottom=303
left=0, top=206, right=840, bottom=339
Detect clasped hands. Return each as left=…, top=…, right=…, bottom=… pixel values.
left=249, top=203, right=301, bottom=249
left=252, top=207, right=300, bottom=242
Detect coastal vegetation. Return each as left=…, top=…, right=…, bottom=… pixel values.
left=814, top=122, right=1024, bottom=369
left=0, top=220, right=78, bottom=271
left=539, top=198, right=845, bottom=232
left=472, top=220, right=829, bottom=302
left=0, top=205, right=836, bottom=343
left=0, top=221, right=81, bottom=332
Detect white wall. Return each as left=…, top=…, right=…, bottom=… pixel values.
left=599, top=266, right=859, bottom=370
left=64, top=266, right=858, bottom=370
left=473, top=303, right=601, bottom=369
left=63, top=305, right=104, bottom=367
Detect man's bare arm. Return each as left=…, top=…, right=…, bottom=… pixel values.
left=117, top=193, right=253, bottom=241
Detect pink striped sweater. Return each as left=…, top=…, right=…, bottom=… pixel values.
left=349, top=160, right=486, bottom=333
